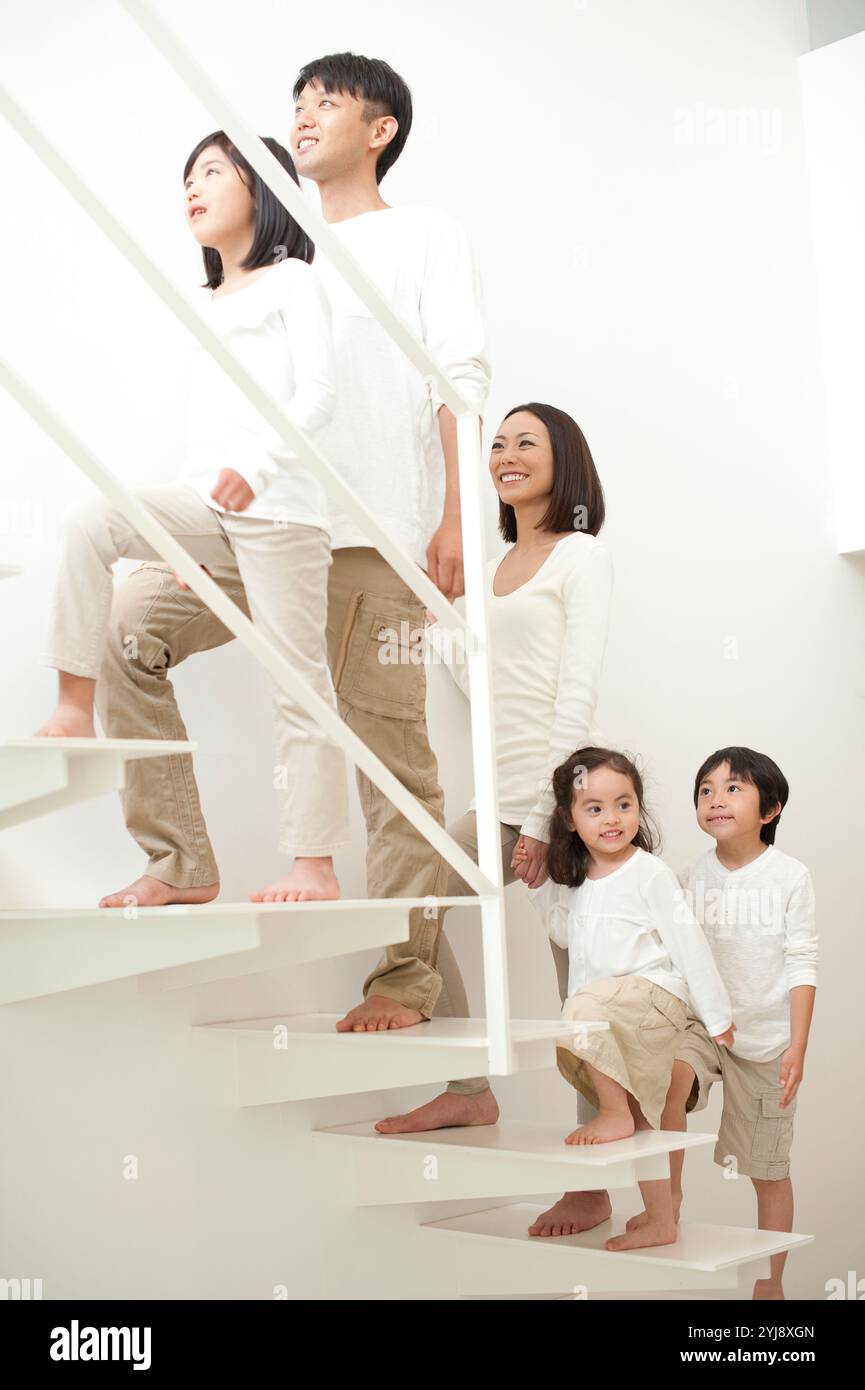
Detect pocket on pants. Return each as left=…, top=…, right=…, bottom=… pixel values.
left=333, top=589, right=427, bottom=720
left=750, top=1091, right=795, bottom=1161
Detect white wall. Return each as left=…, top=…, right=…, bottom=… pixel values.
left=1, top=0, right=863, bottom=1300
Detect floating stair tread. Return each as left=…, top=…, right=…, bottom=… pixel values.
left=0, top=736, right=196, bottom=757
left=315, top=1119, right=715, bottom=1166
left=0, top=897, right=477, bottom=923
left=199, top=1014, right=605, bottom=1047
left=0, top=563, right=22, bottom=578
left=421, top=1203, right=814, bottom=1272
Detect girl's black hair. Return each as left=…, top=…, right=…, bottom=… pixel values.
left=497, top=403, right=606, bottom=544
left=292, top=51, right=412, bottom=184
left=546, top=747, right=659, bottom=888
left=692, top=746, right=788, bottom=845
left=183, top=132, right=313, bottom=291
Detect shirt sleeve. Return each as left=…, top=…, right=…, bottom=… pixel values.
left=527, top=878, right=570, bottom=949
left=519, top=541, right=614, bottom=843
left=235, top=264, right=337, bottom=496
left=783, top=870, right=818, bottom=989
left=419, top=213, right=491, bottom=418
left=641, top=864, right=733, bottom=1037
left=424, top=607, right=471, bottom=698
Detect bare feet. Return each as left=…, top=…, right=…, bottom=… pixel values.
left=36, top=706, right=96, bottom=738
left=606, top=1218, right=678, bottom=1252
left=528, top=1190, right=613, bottom=1237
left=626, top=1197, right=682, bottom=1231
left=375, top=1086, right=499, bottom=1134
left=565, top=1110, right=635, bottom=1145
left=250, top=857, right=340, bottom=903
left=336, top=996, right=425, bottom=1032
left=753, top=1278, right=785, bottom=1300
left=99, top=875, right=219, bottom=910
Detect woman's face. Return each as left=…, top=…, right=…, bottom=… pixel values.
left=489, top=411, right=554, bottom=508
left=568, top=765, right=641, bottom=858
left=184, top=145, right=255, bottom=248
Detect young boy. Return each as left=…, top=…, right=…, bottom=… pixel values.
left=628, top=746, right=817, bottom=1299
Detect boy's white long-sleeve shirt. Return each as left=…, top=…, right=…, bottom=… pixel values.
left=310, top=205, right=491, bottom=566
left=677, top=844, right=818, bottom=1060
left=530, top=846, right=733, bottom=1037
left=180, top=257, right=336, bottom=529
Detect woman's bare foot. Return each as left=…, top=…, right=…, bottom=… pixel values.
left=626, top=1196, right=682, bottom=1231
left=528, top=1190, right=613, bottom=1237
left=606, top=1217, right=678, bottom=1252
left=36, top=706, right=96, bottom=738
left=565, top=1110, right=635, bottom=1145
left=99, top=875, right=219, bottom=909
left=753, top=1278, right=785, bottom=1300
left=375, top=1086, right=499, bottom=1134
left=250, top=857, right=340, bottom=903
left=336, top=996, right=425, bottom=1032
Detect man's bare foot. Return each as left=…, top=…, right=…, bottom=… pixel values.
left=99, top=875, right=219, bottom=910
left=753, top=1278, right=785, bottom=1300
left=375, top=1086, right=499, bottom=1134
left=606, top=1218, right=678, bottom=1252
left=528, top=1190, right=613, bottom=1237
left=565, top=1111, right=635, bottom=1145
left=336, top=996, right=425, bottom=1032
left=250, top=857, right=340, bottom=903
left=626, top=1197, right=682, bottom=1231
left=35, top=707, right=95, bottom=738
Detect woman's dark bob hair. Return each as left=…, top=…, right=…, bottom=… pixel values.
left=693, top=746, right=788, bottom=845
left=497, top=403, right=606, bottom=544
left=546, top=747, right=659, bottom=888
left=183, top=132, right=313, bottom=290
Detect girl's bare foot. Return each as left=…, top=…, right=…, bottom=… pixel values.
left=36, top=706, right=96, bottom=738
left=250, top=857, right=340, bottom=903
left=606, top=1217, right=678, bottom=1252
left=528, top=1190, right=613, bottom=1237
left=565, top=1111, right=635, bottom=1145
left=626, top=1196, right=682, bottom=1231
left=375, top=1086, right=499, bottom=1133
left=336, top=996, right=425, bottom=1032
left=99, top=875, right=219, bottom=909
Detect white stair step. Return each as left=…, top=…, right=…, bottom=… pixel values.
left=0, top=563, right=22, bottom=578
left=196, top=1015, right=606, bottom=1106
left=420, top=1203, right=814, bottom=1296
left=0, top=737, right=195, bottom=829
left=314, top=1121, right=717, bottom=1205
left=0, top=899, right=419, bottom=1005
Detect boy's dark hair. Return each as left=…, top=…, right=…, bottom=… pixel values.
left=292, top=52, right=413, bottom=184
left=547, top=747, right=659, bottom=888
left=693, top=746, right=788, bottom=845
left=497, top=403, right=606, bottom=543
left=183, top=132, right=312, bottom=290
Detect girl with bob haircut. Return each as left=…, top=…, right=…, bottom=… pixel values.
left=36, top=133, right=351, bottom=906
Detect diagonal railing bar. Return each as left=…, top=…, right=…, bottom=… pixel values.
left=0, top=354, right=496, bottom=900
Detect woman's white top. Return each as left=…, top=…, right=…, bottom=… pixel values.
left=430, top=531, right=613, bottom=839
left=530, top=846, right=733, bottom=1037
left=678, top=844, right=818, bottom=1061
left=310, top=206, right=491, bottom=566
left=179, top=258, right=336, bottom=530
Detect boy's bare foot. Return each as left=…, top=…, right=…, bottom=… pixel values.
left=565, top=1111, right=635, bottom=1145
left=528, top=1190, right=613, bottom=1237
left=250, top=858, right=340, bottom=903
left=626, top=1197, right=681, bottom=1230
left=753, top=1278, right=785, bottom=1300
left=606, top=1217, right=678, bottom=1252
left=336, top=996, right=425, bottom=1032
left=375, top=1086, right=499, bottom=1133
left=35, top=707, right=96, bottom=738
left=99, top=875, right=219, bottom=910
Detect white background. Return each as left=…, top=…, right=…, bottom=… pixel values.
left=1, top=0, right=863, bottom=1300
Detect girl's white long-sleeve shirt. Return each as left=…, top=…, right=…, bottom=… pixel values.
left=530, top=846, right=733, bottom=1037
left=428, top=531, right=613, bottom=839
left=179, top=257, right=336, bottom=530
left=677, top=844, right=818, bottom=1061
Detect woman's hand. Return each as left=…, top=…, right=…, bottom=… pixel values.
left=211, top=468, right=255, bottom=512
left=511, top=834, right=549, bottom=889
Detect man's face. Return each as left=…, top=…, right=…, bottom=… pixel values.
left=290, top=78, right=393, bottom=181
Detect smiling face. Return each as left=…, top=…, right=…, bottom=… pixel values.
left=489, top=411, right=555, bottom=507
left=696, top=761, right=779, bottom=845
left=567, top=765, right=641, bottom=862
left=290, top=78, right=396, bottom=182
left=184, top=144, right=255, bottom=249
